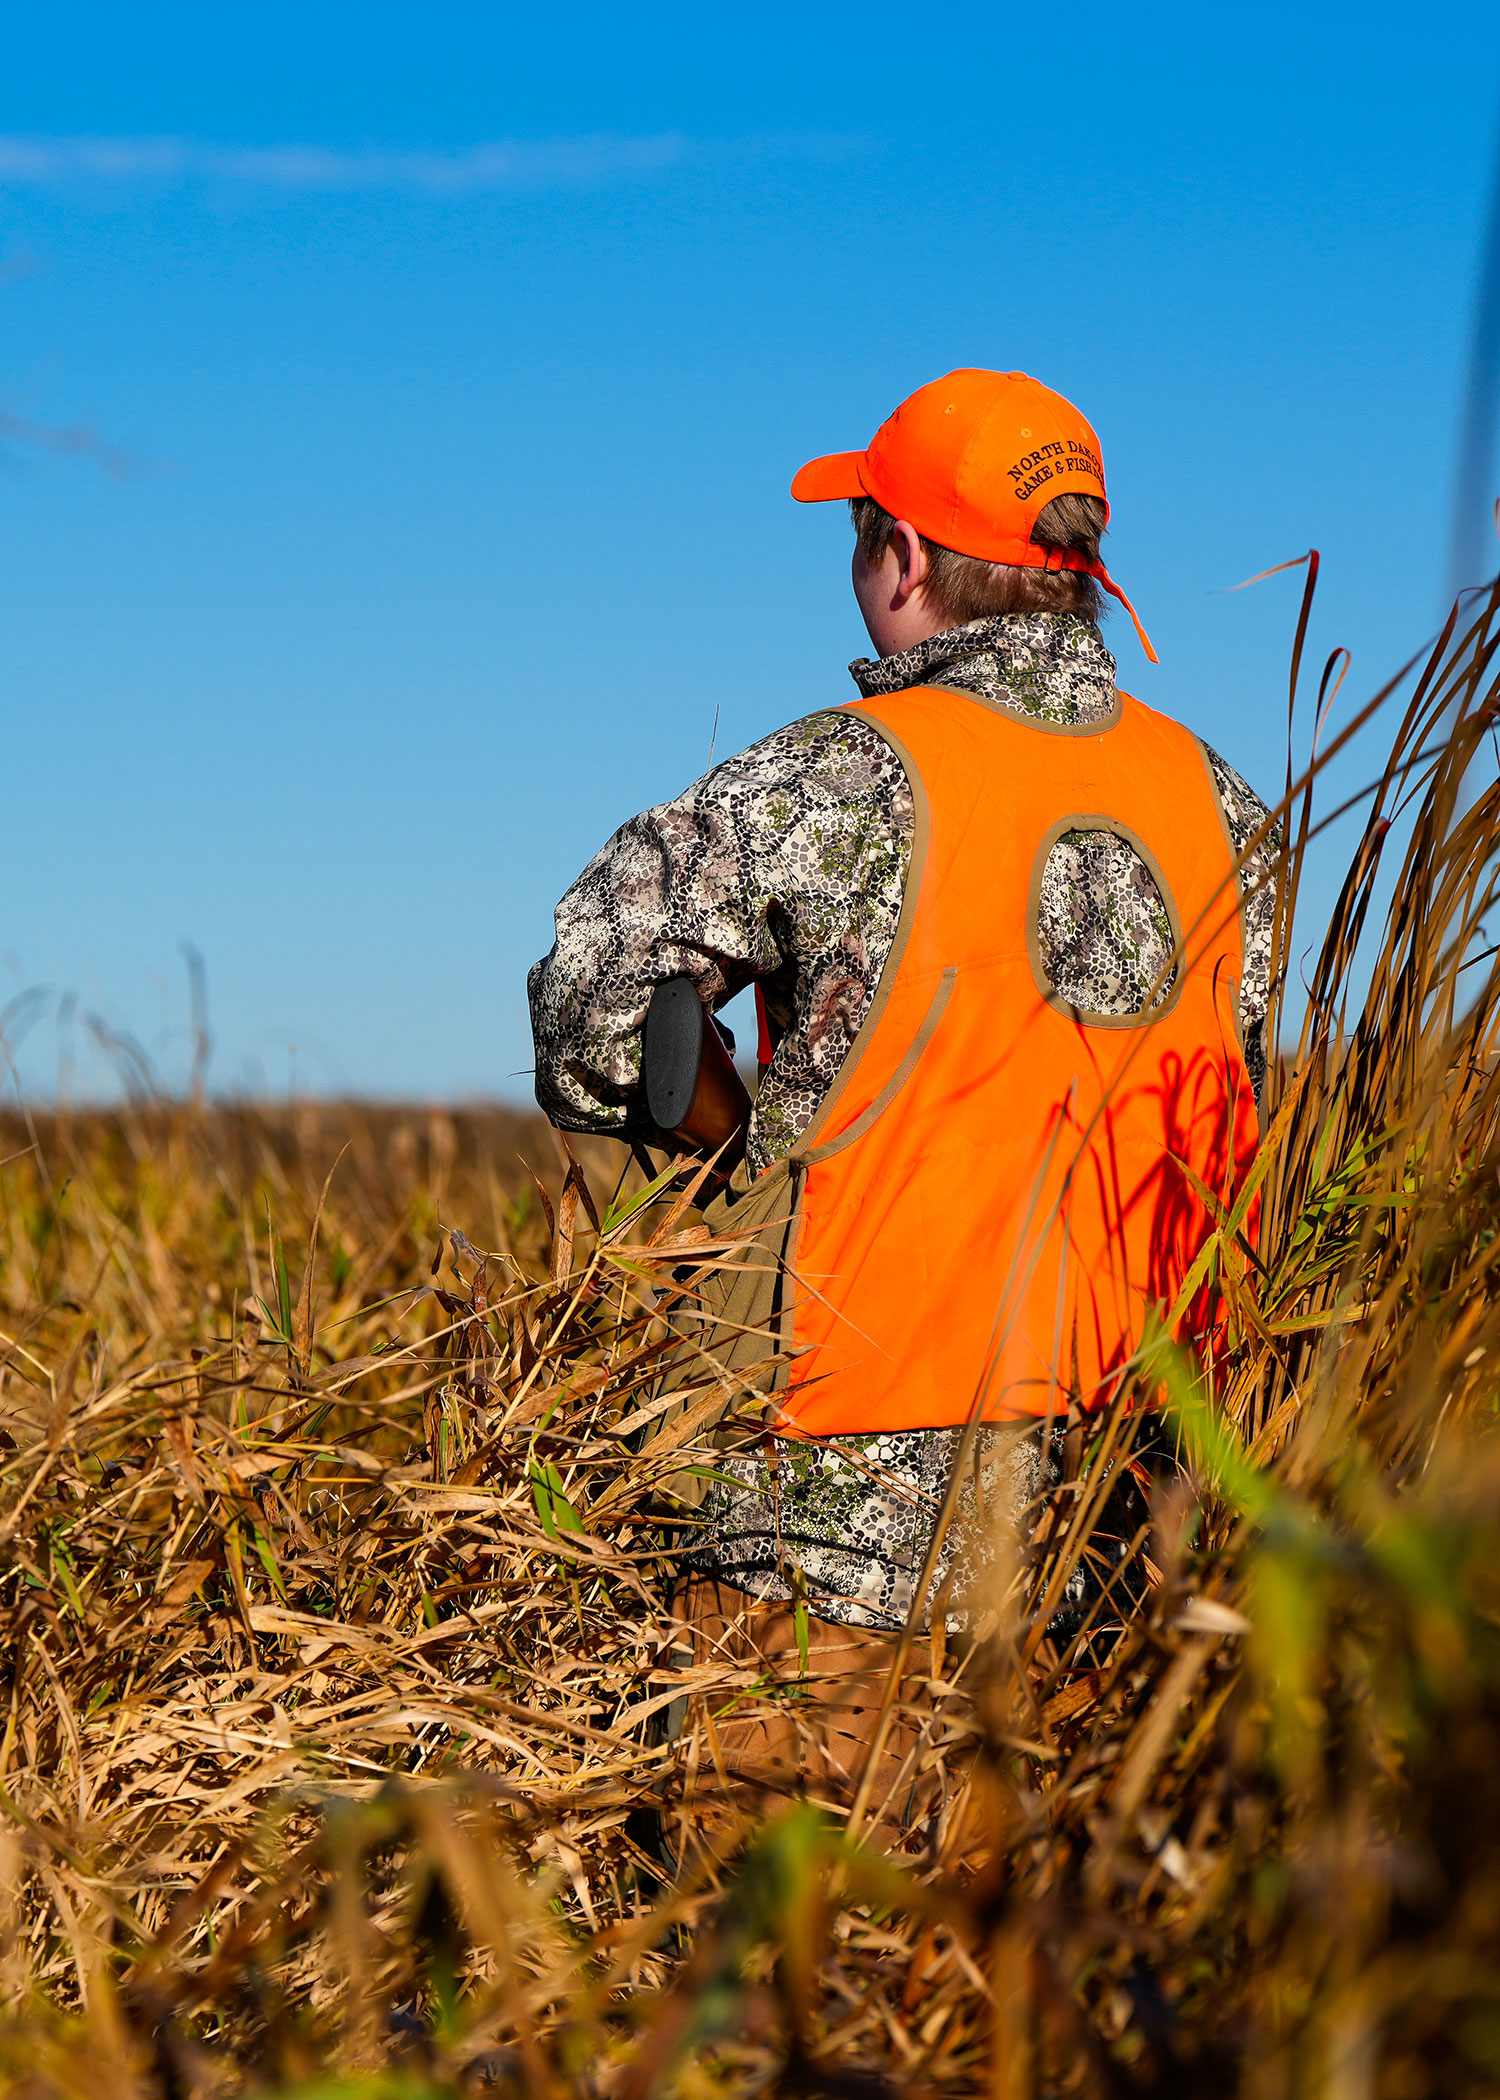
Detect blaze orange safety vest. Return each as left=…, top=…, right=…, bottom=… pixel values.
left=769, top=682, right=1259, bottom=1436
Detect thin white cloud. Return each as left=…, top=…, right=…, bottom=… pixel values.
left=0, top=132, right=843, bottom=192
left=0, top=409, right=141, bottom=478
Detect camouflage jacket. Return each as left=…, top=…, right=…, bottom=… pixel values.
left=529, top=612, right=1278, bottom=1628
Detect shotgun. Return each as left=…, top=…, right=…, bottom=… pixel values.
left=642, top=976, right=752, bottom=1176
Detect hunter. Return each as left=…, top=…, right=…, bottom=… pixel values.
left=528, top=370, right=1275, bottom=1788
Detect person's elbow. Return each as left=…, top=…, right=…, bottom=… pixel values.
left=528, top=951, right=640, bottom=1136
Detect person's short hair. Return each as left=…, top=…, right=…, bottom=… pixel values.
left=850, top=490, right=1108, bottom=624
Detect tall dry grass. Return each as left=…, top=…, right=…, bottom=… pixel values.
left=3, top=570, right=1500, bottom=2096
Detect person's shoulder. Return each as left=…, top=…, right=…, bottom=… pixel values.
left=1199, top=740, right=1273, bottom=819
left=704, top=707, right=908, bottom=789
left=1117, top=696, right=1273, bottom=818
left=1198, top=740, right=1281, bottom=862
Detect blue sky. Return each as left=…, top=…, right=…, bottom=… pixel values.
left=3, top=1, right=1499, bottom=1101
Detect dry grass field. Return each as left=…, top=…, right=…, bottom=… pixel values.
left=4, top=571, right=1500, bottom=2097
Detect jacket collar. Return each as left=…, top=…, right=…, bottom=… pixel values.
left=848, top=611, right=1117, bottom=726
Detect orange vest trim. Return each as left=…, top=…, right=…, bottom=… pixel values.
left=769, top=684, right=1259, bottom=1437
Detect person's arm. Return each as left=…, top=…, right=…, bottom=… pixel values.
left=527, top=712, right=912, bottom=1153
left=1202, top=745, right=1282, bottom=1107
left=527, top=779, right=776, bottom=1143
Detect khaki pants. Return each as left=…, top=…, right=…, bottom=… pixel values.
left=667, top=1578, right=938, bottom=1856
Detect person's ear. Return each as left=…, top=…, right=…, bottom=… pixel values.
left=889, top=520, right=930, bottom=605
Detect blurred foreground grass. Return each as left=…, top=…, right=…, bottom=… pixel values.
left=5, top=576, right=1500, bottom=2095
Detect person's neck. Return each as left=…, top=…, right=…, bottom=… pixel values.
left=871, top=617, right=978, bottom=670
left=876, top=607, right=957, bottom=657
left=864, top=600, right=956, bottom=658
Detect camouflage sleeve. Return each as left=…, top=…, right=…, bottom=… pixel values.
left=527, top=712, right=913, bottom=1156
left=1202, top=745, right=1282, bottom=1105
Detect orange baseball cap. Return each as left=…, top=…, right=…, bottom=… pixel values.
left=791, top=368, right=1156, bottom=662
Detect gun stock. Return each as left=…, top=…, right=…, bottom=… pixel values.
left=642, top=977, right=752, bottom=1174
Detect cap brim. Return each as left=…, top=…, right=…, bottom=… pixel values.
left=790, top=450, right=869, bottom=503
